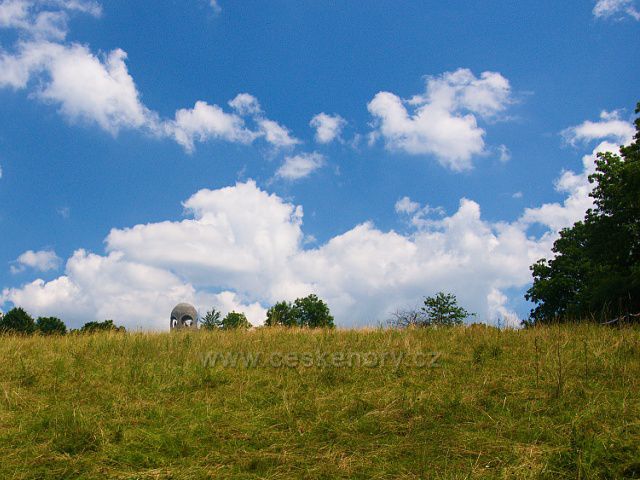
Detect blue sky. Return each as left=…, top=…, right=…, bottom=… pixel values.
left=0, top=0, right=638, bottom=329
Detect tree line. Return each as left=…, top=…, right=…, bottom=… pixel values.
left=0, top=291, right=480, bottom=334
left=525, top=102, right=640, bottom=324
left=0, top=308, right=125, bottom=335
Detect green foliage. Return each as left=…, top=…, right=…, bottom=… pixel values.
left=526, top=102, right=640, bottom=323
left=292, top=294, right=335, bottom=328
left=80, top=319, right=126, bottom=333
left=265, top=301, right=296, bottom=326
left=421, top=292, right=474, bottom=326
left=0, top=307, right=36, bottom=334
left=200, top=308, right=223, bottom=330
left=265, top=295, right=335, bottom=328
left=35, top=316, right=67, bottom=335
left=222, top=311, right=251, bottom=329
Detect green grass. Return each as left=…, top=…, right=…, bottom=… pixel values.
left=1, top=324, right=639, bottom=479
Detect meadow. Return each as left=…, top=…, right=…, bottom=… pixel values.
left=0, top=324, right=639, bottom=479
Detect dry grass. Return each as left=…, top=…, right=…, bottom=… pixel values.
left=0, top=323, right=639, bottom=479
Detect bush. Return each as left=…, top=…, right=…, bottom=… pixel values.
left=36, top=317, right=67, bottom=335
left=80, top=320, right=126, bottom=333
left=222, top=312, right=251, bottom=330
left=0, top=307, right=36, bottom=334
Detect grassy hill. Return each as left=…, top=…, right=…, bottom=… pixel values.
left=1, top=324, right=639, bottom=479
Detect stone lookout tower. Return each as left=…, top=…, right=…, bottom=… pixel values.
left=170, top=303, right=198, bottom=330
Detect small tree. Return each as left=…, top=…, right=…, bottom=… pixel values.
left=388, top=307, right=428, bottom=328
left=80, top=319, right=126, bottom=333
left=0, top=307, right=36, bottom=334
left=265, top=301, right=296, bottom=327
left=421, top=292, right=473, bottom=326
left=200, top=308, right=223, bottom=330
left=291, top=294, right=335, bottom=328
left=222, top=311, right=251, bottom=330
left=36, top=316, right=67, bottom=335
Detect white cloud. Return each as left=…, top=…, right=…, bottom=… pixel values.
left=310, top=112, right=346, bottom=144
left=0, top=41, right=155, bottom=134
left=368, top=68, right=512, bottom=171
left=562, top=110, right=635, bottom=146
left=5, top=110, right=631, bottom=330
left=228, top=92, right=261, bottom=116
left=519, top=111, right=634, bottom=234
left=395, top=196, right=445, bottom=229
left=593, top=0, right=640, bottom=20
left=275, top=152, right=325, bottom=180
left=257, top=118, right=299, bottom=148
left=10, top=249, right=61, bottom=273
left=209, top=0, right=221, bottom=14
left=394, top=196, right=420, bottom=215
left=168, top=101, right=256, bottom=152
left=498, top=144, right=511, bottom=163
left=0, top=11, right=298, bottom=151
left=0, top=0, right=101, bottom=40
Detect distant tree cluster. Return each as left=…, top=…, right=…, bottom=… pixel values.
left=526, top=102, right=640, bottom=324
left=202, top=294, right=335, bottom=330
left=200, top=308, right=251, bottom=330
left=390, top=292, right=475, bottom=328
left=265, top=294, right=334, bottom=328
left=0, top=307, right=125, bottom=335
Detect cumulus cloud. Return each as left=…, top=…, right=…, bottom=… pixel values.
left=0, top=9, right=297, bottom=151
left=0, top=40, right=156, bottom=134
left=394, top=196, right=420, bottom=215
left=593, top=0, right=640, bottom=20
left=4, top=110, right=631, bottom=330
left=522, top=111, right=634, bottom=233
left=310, top=112, right=346, bottom=144
left=3, top=181, right=542, bottom=329
left=275, top=152, right=325, bottom=180
left=168, top=101, right=256, bottom=152
left=368, top=68, right=512, bottom=171
left=10, top=249, right=61, bottom=274
left=257, top=118, right=299, bottom=148
left=0, top=0, right=101, bottom=40
left=562, top=110, right=635, bottom=146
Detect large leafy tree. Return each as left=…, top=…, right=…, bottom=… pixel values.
left=265, top=301, right=297, bottom=327
left=526, top=103, right=640, bottom=323
left=0, top=307, right=36, bottom=334
left=264, top=295, right=335, bottom=328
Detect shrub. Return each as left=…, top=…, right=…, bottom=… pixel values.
left=222, top=312, right=251, bottom=330
left=80, top=320, right=126, bottom=333
left=0, top=307, right=36, bottom=334
left=36, top=316, right=67, bottom=335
